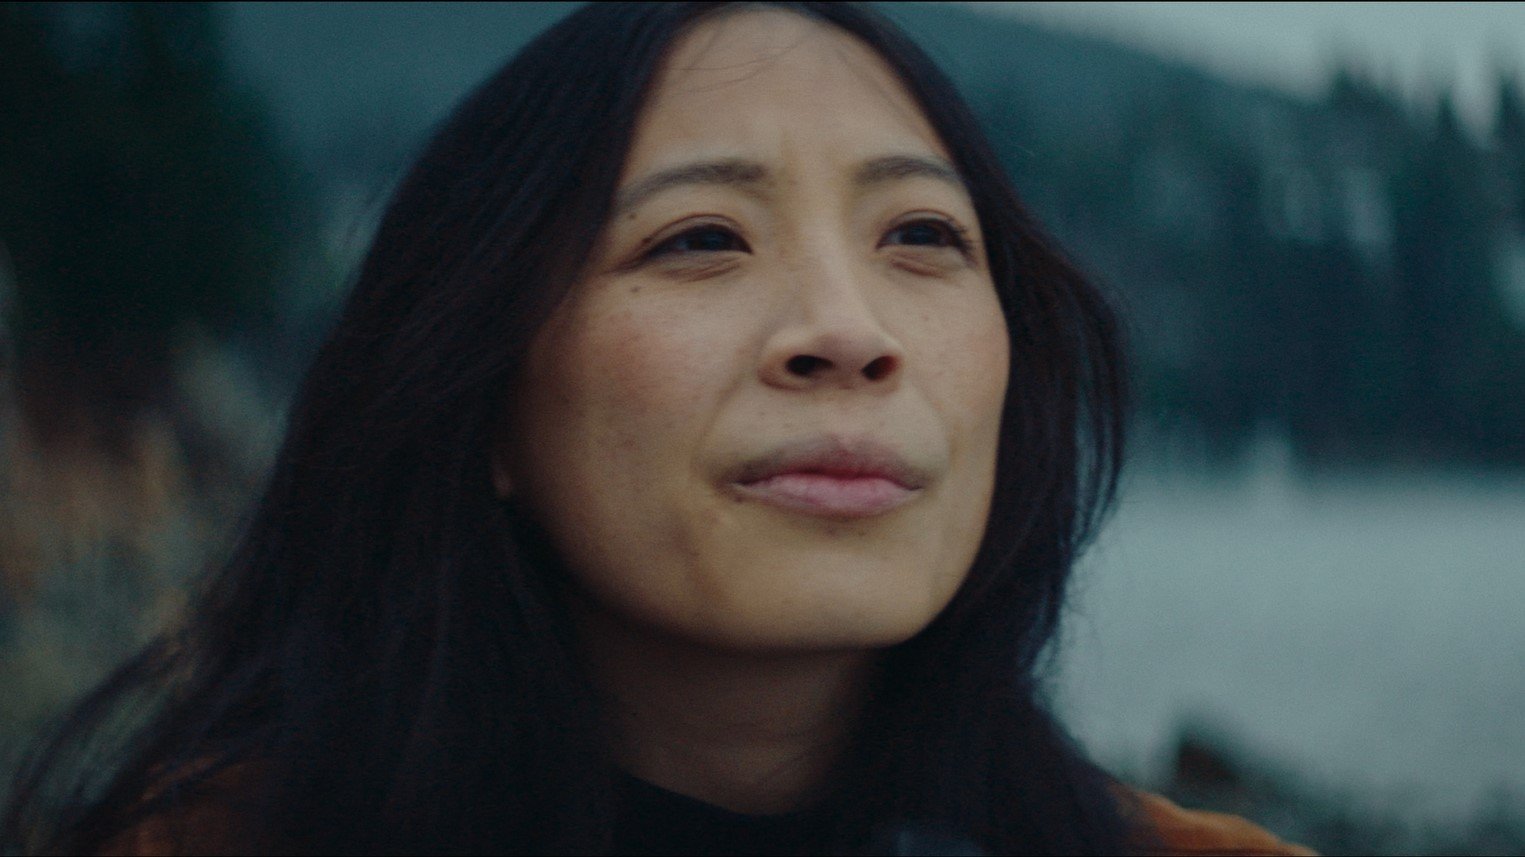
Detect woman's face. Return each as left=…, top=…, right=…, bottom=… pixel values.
left=496, top=9, right=1009, bottom=654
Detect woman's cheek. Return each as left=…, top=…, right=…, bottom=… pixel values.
left=574, top=296, right=732, bottom=448
left=914, top=301, right=1008, bottom=420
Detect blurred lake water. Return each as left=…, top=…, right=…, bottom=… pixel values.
left=1056, top=453, right=1525, bottom=822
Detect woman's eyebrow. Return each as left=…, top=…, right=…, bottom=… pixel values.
left=614, top=159, right=769, bottom=215
left=852, top=154, right=965, bottom=194
left=612, top=153, right=966, bottom=217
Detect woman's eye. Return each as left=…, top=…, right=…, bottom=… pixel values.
left=648, top=225, right=749, bottom=257
left=881, top=218, right=968, bottom=251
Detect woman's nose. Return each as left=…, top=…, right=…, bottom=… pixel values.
left=758, top=263, right=906, bottom=392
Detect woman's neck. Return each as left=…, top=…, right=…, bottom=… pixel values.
left=576, top=607, right=876, bottom=815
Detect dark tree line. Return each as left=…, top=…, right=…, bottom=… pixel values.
left=930, top=14, right=1525, bottom=468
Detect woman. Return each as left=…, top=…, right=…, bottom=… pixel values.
left=5, top=3, right=1312, bottom=854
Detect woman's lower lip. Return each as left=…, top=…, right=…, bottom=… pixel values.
left=731, top=473, right=917, bottom=518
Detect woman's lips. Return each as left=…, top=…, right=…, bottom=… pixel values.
left=724, top=438, right=928, bottom=519
left=731, top=472, right=917, bottom=518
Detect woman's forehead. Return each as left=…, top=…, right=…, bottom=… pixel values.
left=627, top=8, right=950, bottom=177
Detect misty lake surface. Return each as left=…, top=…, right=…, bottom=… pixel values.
left=1053, top=463, right=1525, bottom=819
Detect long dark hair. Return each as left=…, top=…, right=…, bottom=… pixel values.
left=4, top=3, right=1133, bottom=854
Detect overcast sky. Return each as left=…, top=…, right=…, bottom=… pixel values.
left=975, top=2, right=1525, bottom=136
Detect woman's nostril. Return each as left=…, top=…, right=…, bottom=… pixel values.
left=863, top=355, right=896, bottom=381
left=787, top=355, right=827, bottom=376
left=785, top=354, right=898, bottom=380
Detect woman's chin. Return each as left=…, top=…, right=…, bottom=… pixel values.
left=621, top=569, right=956, bottom=657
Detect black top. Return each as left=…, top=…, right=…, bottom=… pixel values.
left=610, top=775, right=988, bottom=856
left=612, top=774, right=837, bottom=857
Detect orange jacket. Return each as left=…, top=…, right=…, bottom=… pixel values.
left=1128, top=789, right=1317, bottom=856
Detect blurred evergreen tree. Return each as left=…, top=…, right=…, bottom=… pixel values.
left=0, top=2, right=295, bottom=458
left=0, top=3, right=304, bottom=722
left=1498, top=73, right=1525, bottom=240
left=1485, top=75, right=1525, bottom=462
left=1389, top=96, right=1525, bottom=462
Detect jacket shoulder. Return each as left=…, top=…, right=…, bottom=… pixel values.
left=1123, top=789, right=1318, bottom=856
